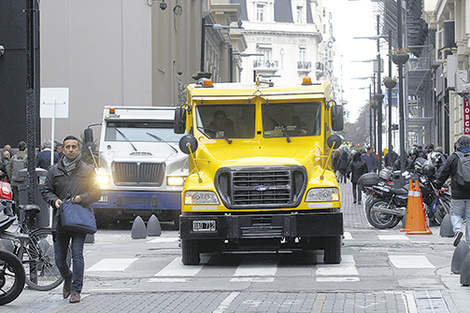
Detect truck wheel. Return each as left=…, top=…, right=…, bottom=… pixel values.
left=323, top=236, right=341, bottom=264
left=181, top=240, right=200, bottom=265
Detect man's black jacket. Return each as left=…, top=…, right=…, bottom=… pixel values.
left=435, top=152, right=470, bottom=199
left=42, top=160, right=101, bottom=212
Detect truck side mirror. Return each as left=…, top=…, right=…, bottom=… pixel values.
left=84, top=128, right=95, bottom=153
left=179, top=135, right=198, bottom=154
left=327, top=134, right=342, bottom=149
left=174, top=107, right=186, bottom=134
left=331, top=105, right=344, bottom=131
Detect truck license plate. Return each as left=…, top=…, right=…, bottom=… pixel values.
left=99, top=195, right=108, bottom=202
left=192, top=220, right=216, bottom=232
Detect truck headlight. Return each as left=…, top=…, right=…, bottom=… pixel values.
left=184, top=191, right=220, bottom=205
left=97, top=174, right=110, bottom=186
left=167, top=176, right=186, bottom=186
left=305, top=188, right=340, bottom=202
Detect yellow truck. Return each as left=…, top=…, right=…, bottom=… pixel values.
left=174, top=77, right=344, bottom=265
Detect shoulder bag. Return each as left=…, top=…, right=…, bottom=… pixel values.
left=60, top=201, right=97, bottom=234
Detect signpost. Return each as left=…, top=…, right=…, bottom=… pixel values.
left=40, top=88, right=69, bottom=166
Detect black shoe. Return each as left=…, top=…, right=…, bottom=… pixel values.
left=353, top=200, right=357, bottom=204
left=357, top=201, right=361, bottom=205
left=454, top=231, right=464, bottom=247
left=63, top=278, right=72, bottom=299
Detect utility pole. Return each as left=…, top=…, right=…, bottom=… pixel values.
left=397, top=0, right=406, bottom=172
left=376, top=15, right=383, bottom=167
left=25, top=0, right=38, bottom=204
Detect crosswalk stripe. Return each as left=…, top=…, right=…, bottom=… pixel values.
left=154, top=257, right=204, bottom=277
left=378, top=235, right=409, bottom=241
left=86, top=258, right=138, bottom=272
left=343, top=232, right=353, bottom=240
left=316, top=255, right=359, bottom=282
left=232, top=255, right=279, bottom=277
left=389, top=255, right=435, bottom=268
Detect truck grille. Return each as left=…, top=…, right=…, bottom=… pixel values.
left=112, top=162, right=164, bottom=186
left=215, top=166, right=307, bottom=209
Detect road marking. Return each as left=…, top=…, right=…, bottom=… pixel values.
left=213, top=292, right=240, bottom=313
left=316, top=255, right=359, bottom=282
left=86, top=258, right=138, bottom=272
left=154, top=257, right=204, bottom=277
left=343, top=232, right=353, bottom=240
left=146, top=237, right=179, bottom=243
left=389, top=255, right=435, bottom=268
left=403, top=291, right=418, bottom=313
left=232, top=256, right=279, bottom=277
left=378, top=235, right=409, bottom=241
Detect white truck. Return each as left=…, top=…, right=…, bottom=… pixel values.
left=86, top=106, right=188, bottom=228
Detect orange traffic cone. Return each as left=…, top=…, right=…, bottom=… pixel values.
left=406, top=180, right=432, bottom=235
left=400, top=180, right=415, bottom=232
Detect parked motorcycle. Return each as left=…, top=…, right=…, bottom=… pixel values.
left=359, top=163, right=451, bottom=229
left=360, top=169, right=408, bottom=229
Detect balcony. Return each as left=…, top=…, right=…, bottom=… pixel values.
left=253, top=60, right=279, bottom=75
left=298, top=61, right=312, bottom=74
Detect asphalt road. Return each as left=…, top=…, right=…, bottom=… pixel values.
left=3, top=182, right=469, bottom=313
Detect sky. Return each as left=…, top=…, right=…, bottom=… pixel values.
left=329, top=0, right=379, bottom=123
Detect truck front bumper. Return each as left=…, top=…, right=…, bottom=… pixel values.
left=91, top=191, right=181, bottom=211
left=180, top=211, right=343, bottom=240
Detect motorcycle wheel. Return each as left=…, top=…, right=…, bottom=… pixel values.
left=0, top=249, right=25, bottom=305
left=434, top=197, right=451, bottom=225
left=367, top=199, right=400, bottom=229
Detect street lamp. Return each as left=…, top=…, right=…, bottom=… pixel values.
left=201, top=18, right=243, bottom=72
left=230, top=52, right=263, bottom=82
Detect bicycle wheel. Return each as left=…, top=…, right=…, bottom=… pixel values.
left=0, top=249, right=25, bottom=305
left=22, top=228, right=68, bottom=291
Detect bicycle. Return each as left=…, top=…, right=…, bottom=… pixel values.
left=0, top=204, right=69, bottom=291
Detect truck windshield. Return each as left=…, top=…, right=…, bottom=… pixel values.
left=262, top=102, right=321, bottom=137
left=105, top=121, right=184, bottom=142
left=195, top=104, right=255, bottom=139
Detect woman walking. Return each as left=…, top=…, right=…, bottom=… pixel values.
left=347, top=151, right=368, bottom=205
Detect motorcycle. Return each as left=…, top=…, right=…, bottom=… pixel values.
left=360, top=169, right=408, bottom=229
left=359, top=163, right=451, bottom=229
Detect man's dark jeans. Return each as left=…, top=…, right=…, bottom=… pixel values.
left=54, top=231, right=86, bottom=292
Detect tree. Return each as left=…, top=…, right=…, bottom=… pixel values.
left=335, top=105, right=369, bottom=147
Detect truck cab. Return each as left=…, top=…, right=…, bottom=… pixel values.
left=89, top=106, right=188, bottom=228
left=175, top=77, right=344, bottom=265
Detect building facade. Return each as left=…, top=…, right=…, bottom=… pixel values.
left=39, top=0, right=245, bottom=143
left=230, top=0, right=336, bottom=95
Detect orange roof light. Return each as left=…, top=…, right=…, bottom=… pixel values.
left=203, top=79, right=213, bottom=87
left=302, top=77, right=312, bottom=85
left=109, top=108, right=116, bottom=114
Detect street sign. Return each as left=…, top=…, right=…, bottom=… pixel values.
left=40, top=88, right=69, bottom=118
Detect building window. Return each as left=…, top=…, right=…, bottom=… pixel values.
left=254, top=46, right=278, bottom=68
left=256, top=3, right=265, bottom=22
left=299, top=47, right=306, bottom=63
left=296, top=6, right=303, bottom=23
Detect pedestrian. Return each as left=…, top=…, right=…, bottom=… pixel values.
left=337, top=149, right=350, bottom=183
left=7, top=141, right=28, bottom=215
left=36, top=140, right=60, bottom=169
left=347, top=151, right=368, bottom=205
left=56, top=142, right=64, bottom=159
left=41, top=135, right=101, bottom=303
left=3, top=144, right=16, bottom=157
left=0, top=150, right=10, bottom=182
left=384, top=145, right=398, bottom=168
left=362, top=146, right=377, bottom=173
left=435, top=135, right=470, bottom=247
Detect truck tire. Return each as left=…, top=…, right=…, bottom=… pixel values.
left=181, top=239, right=200, bottom=265
left=323, top=236, right=341, bottom=264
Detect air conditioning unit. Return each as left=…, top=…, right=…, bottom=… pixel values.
left=455, top=70, right=469, bottom=93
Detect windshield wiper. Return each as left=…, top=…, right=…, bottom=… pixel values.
left=197, top=126, right=232, bottom=144
left=114, top=127, right=137, bottom=151
left=264, top=112, right=291, bottom=142
left=146, top=132, right=178, bottom=153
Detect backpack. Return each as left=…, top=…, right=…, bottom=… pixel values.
left=11, top=154, right=27, bottom=182
left=455, top=151, right=470, bottom=186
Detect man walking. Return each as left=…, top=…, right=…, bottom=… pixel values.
left=362, top=147, right=377, bottom=173
left=42, top=135, right=101, bottom=303
left=435, top=135, right=470, bottom=247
